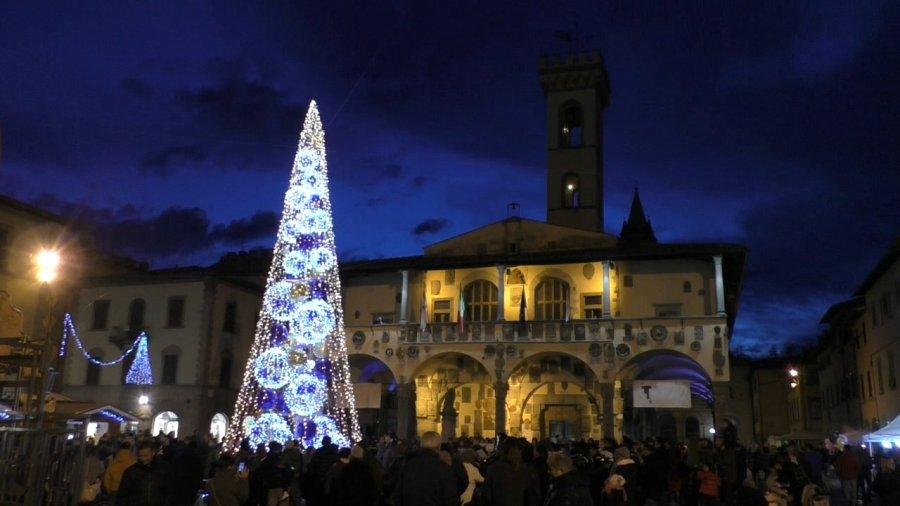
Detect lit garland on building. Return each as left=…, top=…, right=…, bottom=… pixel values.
left=224, top=100, right=361, bottom=451
left=60, top=313, right=154, bottom=385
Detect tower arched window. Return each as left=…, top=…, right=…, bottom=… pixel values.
left=562, top=173, right=580, bottom=208
left=463, top=280, right=498, bottom=322
left=128, top=298, right=146, bottom=331
left=559, top=102, right=583, bottom=148
left=162, top=345, right=182, bottom=385
left=535, top=277, right=569, bottom=320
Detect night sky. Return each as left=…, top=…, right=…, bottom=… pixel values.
left=1, top=2, right=898, bottom=354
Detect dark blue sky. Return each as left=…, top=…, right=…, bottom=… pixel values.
left=1, top=2, right=898, bottom=354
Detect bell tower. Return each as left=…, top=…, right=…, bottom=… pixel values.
left=540, top=51, right=611, bottom=232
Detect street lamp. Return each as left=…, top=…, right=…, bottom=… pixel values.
left=138, top=395, right=149, bottom=406
left=788, top=368, right=799, bottom=378
left=708, top=427, right=716, bottom=435
left=34, top=249, right=61, bottom=283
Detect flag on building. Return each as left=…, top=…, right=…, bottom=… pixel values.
left=458, top=291, right=466, bottom=334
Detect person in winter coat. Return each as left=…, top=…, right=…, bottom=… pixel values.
left=834, top=445, right=861, bottom=504
left=329, top=445, right=379, bottom=506
left=103, top=443, right=137, bottom=499
left=392, top=431, right=459, bottom=506
left=304, top=437, right=340, bottom=506
left=208, top=455, right=250, bottom=506
left=872, top=456, right=900, bottom=505
left=115, top=443, right=171, bottom=506
left=602, top=474, right=627, bottom=506
left=544, top=452, right=592, bottom=506
left=250, top=441, right=294, bottom=506
left=696, top=463, right=721, bottom=505
left=482, top=438, right=541, bottom=506
left=459, top=448, right=484, bottom=505
left=609, top=447, right=639, bottom=505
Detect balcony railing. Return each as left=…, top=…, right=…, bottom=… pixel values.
left=347, top=316, right=728, bottom=346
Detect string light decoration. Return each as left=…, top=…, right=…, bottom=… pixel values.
left=124, top=334, right=153, bottom=385
left=60, top=313, right=154, bottom=385
left=224, top=100, right=361, bottom=451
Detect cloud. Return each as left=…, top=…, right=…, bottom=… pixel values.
left=139, top=145, right=206, bottom=176
left=412, top=218, right=449, bottom=236
left=179, top=78, right=302, bottom=142
left=210, top=211, right=278, bottom=244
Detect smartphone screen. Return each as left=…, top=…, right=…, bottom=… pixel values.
left=237, top=462, right=247, bottom=474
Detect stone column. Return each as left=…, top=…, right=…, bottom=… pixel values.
left=600, top=383, right=615, bottom=439
left=496, top=265, right=506, bottom=321
left=713, top=255, right=726, bottom=316
left=399, top=269, right=410, bottom=324
left=602, top=261, right=612, bottom=318
left=396, top=382, right=416, bottom=440
left=494, top=381, right=509, bottom=436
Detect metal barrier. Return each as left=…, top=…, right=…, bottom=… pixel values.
left=0, top=426, right=85, bottom=506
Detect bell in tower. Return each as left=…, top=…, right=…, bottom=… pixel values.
left=539, top=51, right=611, bottom=233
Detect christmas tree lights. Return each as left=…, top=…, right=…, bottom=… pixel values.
left=124, top=334, right=153, bottom=385
left=224, top=100, right=360, bottom=451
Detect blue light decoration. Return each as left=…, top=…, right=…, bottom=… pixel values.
left=244, top=412, right=293, bottom=448
left=60, top=313, right=153, bottom=385
left=124, top=334, right=153, bottom=385
left=0, top=411, right=11, bottom=421
left=254, top=347, right=293, bottom=389
left=284, top=373, right=327, bottom=417
left=224, top=100, right=360, bottom=452
left=99, top=409, right=126, bottom=424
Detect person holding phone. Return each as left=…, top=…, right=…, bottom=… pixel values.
left=209, top=454, right=250, bottom=506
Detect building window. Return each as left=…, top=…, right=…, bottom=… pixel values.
left=889, top=351, right=897, bottom=390
left=871, top=305, right=879, bottom=327
left=562, top=173, right=580, bottom=208
left=223, top=301, right=237, bottom=333
left=683, top=281, right=692, bottom=293
left=371, top=313, right=394, bottom=325
left=86, top=349, right=103, bottom=386
left=582, top=294, right=603, bottom=319
left=162, top=353, right=179, bottom=385
left=128, top=299, right=145, bottom=331
left=877, top=357, right=885, bottom=395
left=882, top=293, right=893, bottom=320
left=535, top=278, right=569, bottom=320
left=91, top=300, right=111, bottom=330
left=432, top=299, right=452, bottom=323
left=461, top=387, right=472, bottom=403
left=623, top=275, right=633, bottom=287
left=558, top=102, right=583, bottom=148
left=654, top=304, right=683, bottom=317
left=166, top=297, right=186, bottom=328
left=867, top=370, right=874, bottom=398
left=464, top=280, right=498, bottom=322
left=219, top=353, right=233, bottom=388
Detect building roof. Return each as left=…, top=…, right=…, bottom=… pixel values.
left=0, top=194, right=67, bottom=225
left=820, top=297, right=865, bottom=325
left=619, top=188, right=657, bottom=244
left=81, top=266, right=263, bottom=294
left=854, top=238, right=900, bottom=296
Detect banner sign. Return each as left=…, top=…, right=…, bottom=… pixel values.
left=353, top=383, right=383, bottom=409
left=632, top=380, right=691, bottom=408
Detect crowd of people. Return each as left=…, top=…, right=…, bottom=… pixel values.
left=77, top=424, right=900, bottom=506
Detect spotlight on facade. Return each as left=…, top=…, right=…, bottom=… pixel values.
left=708, top=427, right=716, bottom=434
left=34, top=249, right=61, bottom=283
left=788, top=368, right=799, bottom=378
left=138, top=394, right=149, bottom=406
left=789, top=380, right=799, bottom=389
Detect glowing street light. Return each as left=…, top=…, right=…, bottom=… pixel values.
left=709, top=427, right=716, bottom=434
left=788, top=368, right=799, bottom=378
left=138, top=394, right=149, bottom=406
left=34, top=249, right=61, bottom=283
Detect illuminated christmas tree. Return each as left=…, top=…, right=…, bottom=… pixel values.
left=124, top=334, right=153, bottom=385
left=225, top=101, right=360, bottom=450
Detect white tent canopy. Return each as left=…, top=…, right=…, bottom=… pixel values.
left=863, top=415, right=900, bottom=446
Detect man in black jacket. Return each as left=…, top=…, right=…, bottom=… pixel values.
left=544, top=452, right=593, bottom=506
left=393, top=431, right=459, bottom=506
left=116, top=442, right=171, bottom=506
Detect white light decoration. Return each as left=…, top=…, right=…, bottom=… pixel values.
left=244, top=413, right=293, bottom=448
left=254, top=347, right=293, bottom=389
left=284, top=373, right=327, bottom=417
left=224, top=100, right=360, bottom=452
left=290, top=298, right=336, bottom=345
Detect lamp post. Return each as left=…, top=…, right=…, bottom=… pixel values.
left=24, top=248, right=61, bottom=506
